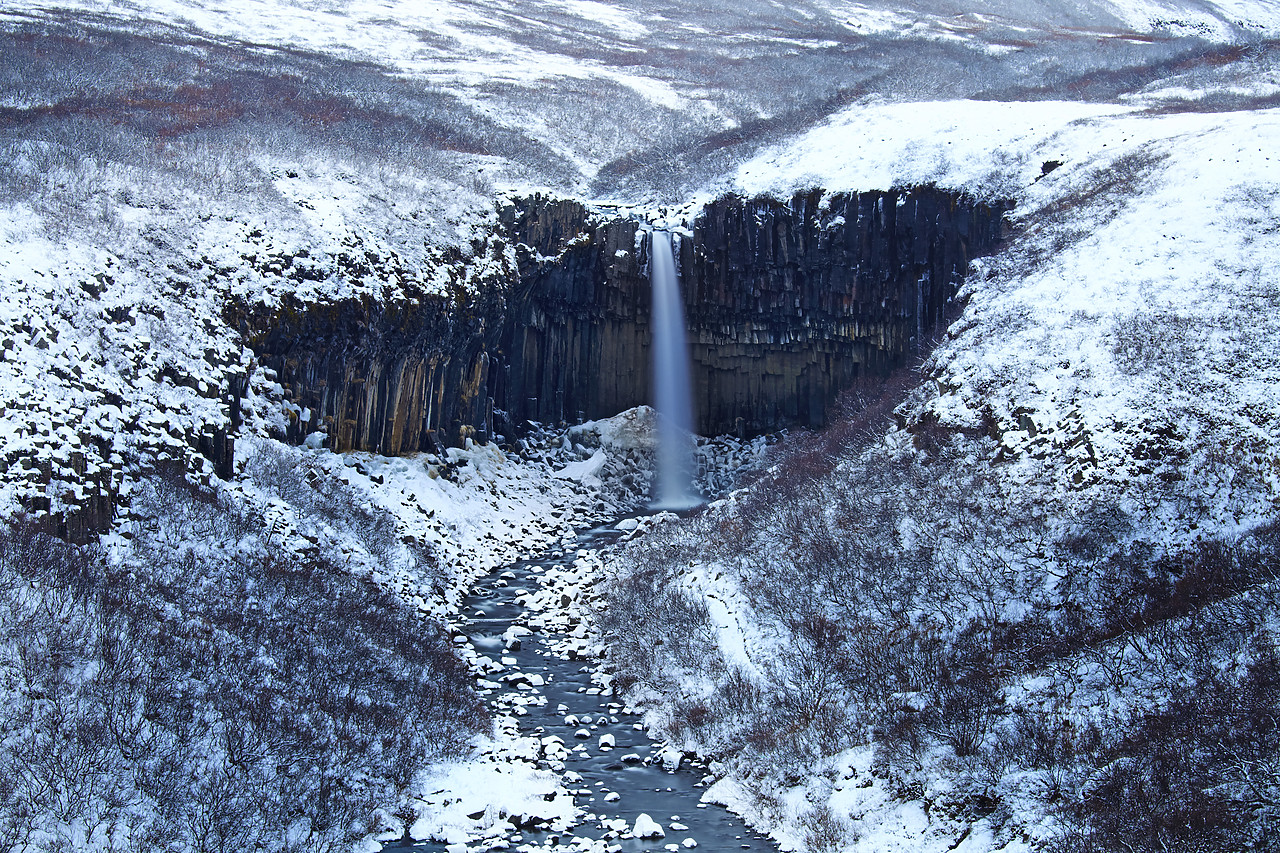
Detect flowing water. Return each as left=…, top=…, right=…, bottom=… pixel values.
left=648, top=232, right=700, bottom=511
left=392, top=518, right=775, bottom=853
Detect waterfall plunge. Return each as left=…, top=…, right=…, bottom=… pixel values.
left=649, top=231, right=701, bottom=510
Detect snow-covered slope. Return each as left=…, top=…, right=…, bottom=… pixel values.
left=3, top=1, right=1280, bottom=852
left=600, top=55, right=1280, bottom=853
left=721, top=96, right=1280, bottom=535
left=6, top=0, right=1280, bottom=203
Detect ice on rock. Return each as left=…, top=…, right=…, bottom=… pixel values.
left=598, top=733, right=615, bottom=749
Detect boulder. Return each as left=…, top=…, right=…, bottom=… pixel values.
left=633, top=814, right=665, bottom=839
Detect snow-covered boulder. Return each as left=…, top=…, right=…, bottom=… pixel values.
left=570, top=406, right=659, bottom=454
left=633, top=814, right=665, bottom=838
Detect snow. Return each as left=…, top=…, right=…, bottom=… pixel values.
left=633, top=813, right=666, bottom=838
left=554, top=449, right=609, bottom=484
left=923, top=106, right=1280, bottom=537
left=409, top=760, right=579, bottom=844
left=572, top=406, right=661, bottom=454
left=686, top=565, right=760, bottom=676
left=5, top=1, right=1280, bottom=852
left=724, top=99, right=1131, bottom=200
left=1108, top=0, right=1280, bottom=35
left=550, top=0, right=651, bottom=37
left=691, top=93, right=1280, bottom=544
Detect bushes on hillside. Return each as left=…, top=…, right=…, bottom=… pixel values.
left=0, top=466, right=484, bottom=852
left=601, top=420, right=1280, bottom=851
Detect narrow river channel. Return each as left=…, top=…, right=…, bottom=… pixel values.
left=390, top=517, right=776, bottom=853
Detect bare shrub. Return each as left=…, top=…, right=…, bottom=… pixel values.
left=800, top=805, right=854, bottom=853
left=238, top=442, right=424, bottom=575
left=0, top=461, right=482, bottom=850
left=1111, top=311, right=1202, bottom=376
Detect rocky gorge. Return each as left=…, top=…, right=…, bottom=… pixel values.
left=240, top=187, right=1009, bottom=454
left=2, top=185, right=1006, bottom=544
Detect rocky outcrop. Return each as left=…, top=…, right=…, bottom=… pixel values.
left=499, top=188, right=1008, bottom=436
left=494, top=198, right=650, bottom=431
left=233, top=277, right=507, bottom=456
left=243, top=187, right=1008, bottom=452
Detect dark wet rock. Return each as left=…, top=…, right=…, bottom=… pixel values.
left=510, top=188, right=1008, bottom=435
left=239, top=188, right=1008, bottom=452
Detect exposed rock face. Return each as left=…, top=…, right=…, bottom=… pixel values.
left=495, top=198, right=649, bottom=431
left=499, top=188, right=1008, bottom=436
left=234, top=280, right=507, bottom=456
left=245, top=188, right=1008, bottom=452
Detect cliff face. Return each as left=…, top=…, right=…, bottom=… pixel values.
left=243, top=188, right=1008, bottom=452
left=499, top=188, right=1008, bottom=437
left=233, top=280, right=506, bottom=456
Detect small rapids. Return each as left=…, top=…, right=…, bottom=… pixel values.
left=388, top=517, right=775, bottom=853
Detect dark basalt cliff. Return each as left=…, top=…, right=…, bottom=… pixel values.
left=502, top=188, right=1008, bottom=437
left=232, top=274, right=508, bottom=457
left=243, top=188, right=1009, bottom=453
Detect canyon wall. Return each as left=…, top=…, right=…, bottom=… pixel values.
left=233, top=278, right=507, bottom=457
left=243, top=188, right=1009, bottom=452
left=497, top=188, right=1009, bottom=437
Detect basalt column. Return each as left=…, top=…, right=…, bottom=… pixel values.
left=498, top=188, right=1008, bottom=437
left=238, top=187, right=1007, bottom=455
left=234, top=280, right=507, bottom=454
left=683, top=188, right=1007, bottom=434
left=496, top=197, right=653, bottom=432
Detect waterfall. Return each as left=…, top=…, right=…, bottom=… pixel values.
left=649, top=231, right=701, bottom=510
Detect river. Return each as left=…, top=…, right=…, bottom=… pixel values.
left=387, top=516, right=776, bottom=853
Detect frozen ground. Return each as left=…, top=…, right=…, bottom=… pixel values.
left=2, top=1, right=1279, bottom=852
left=600, top=97, right=1280, bottom=853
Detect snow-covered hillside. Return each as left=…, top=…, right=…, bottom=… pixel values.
left=720, top=96, right=1280, bottom=535
left=3, top=1, right=1280, bottom=852
left=6, top=0, right=1280, bottom=206
left=600, top=48, right=1280, bottom=853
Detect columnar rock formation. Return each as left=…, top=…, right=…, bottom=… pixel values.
left=244, top=188, right=1009, bottom=452
left=233, top=278, right=507, bottom=456
left=497, top=188, right=1008, bottom=437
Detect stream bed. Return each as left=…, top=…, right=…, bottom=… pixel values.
left=389, top=516, right=776, bottom=853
